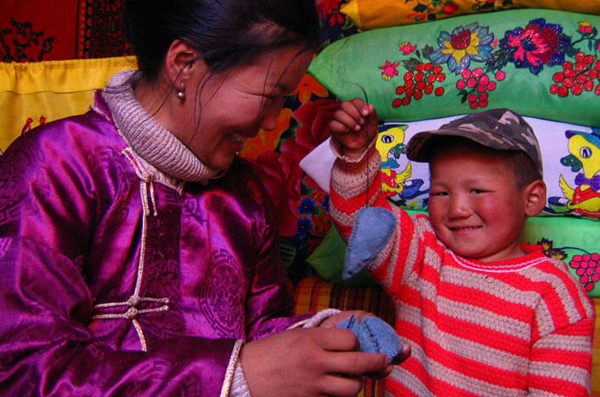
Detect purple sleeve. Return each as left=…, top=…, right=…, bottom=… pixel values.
left=0, top=128, right=235, bottom=396
left=0, top=238, right=235, bottom=396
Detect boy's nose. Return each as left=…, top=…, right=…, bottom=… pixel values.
left=447, top=195, right=470, bottom=218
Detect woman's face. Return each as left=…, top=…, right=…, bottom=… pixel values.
left=176, top=45, right=313, bottom=172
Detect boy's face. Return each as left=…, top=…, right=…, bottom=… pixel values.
left=428, top=145, right=535, bottom=262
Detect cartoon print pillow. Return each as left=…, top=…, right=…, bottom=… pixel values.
left=520, top=215, right=600, bottom=296
left=308, top=9, right=600, bottom=127
left=341, top=0, right=600, bottom=30
left=300, top=115, right=600, bottom=219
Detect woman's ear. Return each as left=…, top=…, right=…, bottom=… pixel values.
left=164, top=39, right=203, bottom=85
left=523, top=180, right=547, bottom=217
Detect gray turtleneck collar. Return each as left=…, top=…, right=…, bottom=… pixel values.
left=102, top=70, right=221, bottom=183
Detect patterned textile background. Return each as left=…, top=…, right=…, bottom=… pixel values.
left=1, top=0, right=132, bottom=62
left=0, top=0, right=354, bottom=61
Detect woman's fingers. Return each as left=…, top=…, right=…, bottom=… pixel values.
left=324, top=349, right=389, bottom=376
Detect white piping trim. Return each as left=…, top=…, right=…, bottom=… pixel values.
left=220, top=340, right=244, bottom=397
left=92, top=147, right=169, bottom=352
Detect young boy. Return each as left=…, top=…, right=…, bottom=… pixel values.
left=329, top=100, right=595, bottom=396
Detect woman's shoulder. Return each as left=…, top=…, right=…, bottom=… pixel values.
left=1, top=103, right=129, bottom=187
left=6, top=103, right=122, bottom=157
left=223, top=158, right=271, bottom=200
left=216, top=157, right=279, bottom=216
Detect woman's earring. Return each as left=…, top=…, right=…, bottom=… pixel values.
left=176, top=83, right=185, bottom=100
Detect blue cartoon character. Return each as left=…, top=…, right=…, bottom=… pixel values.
left=559, top=129, right=600, bottom=218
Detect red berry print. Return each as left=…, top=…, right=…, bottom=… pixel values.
left=392, top=62, right=447, bottom=108
left=551, top=52, right=600, bottom=98
left=455, top=67, right=503, bottom=110
left=571, top=253, right=600, bottom=292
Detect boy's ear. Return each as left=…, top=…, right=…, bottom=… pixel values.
left=523, top=180, right=547, bottom=217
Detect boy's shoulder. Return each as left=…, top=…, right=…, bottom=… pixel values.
left=520, top=253, right=594, bottom=320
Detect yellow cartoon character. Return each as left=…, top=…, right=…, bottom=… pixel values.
left=376, top=124, right=412, bottom=196
left=559, top=129, right=600, bottom=218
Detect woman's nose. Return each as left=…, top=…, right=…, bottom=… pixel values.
left=260, top=100, right=284, bottom=131
left=260, top=113, right=278, bottom=131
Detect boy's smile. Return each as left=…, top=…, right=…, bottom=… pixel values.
left=427, top=144, right=533, bottom=262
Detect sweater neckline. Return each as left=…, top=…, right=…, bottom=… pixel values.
left=449, top=244, right=547, bottom=273
left=101, top=70, right=221, bottom=183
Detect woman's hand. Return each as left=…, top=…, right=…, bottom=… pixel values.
left=329, top=98, right=379, bottom=161
left=320, top=310, right=410, bottom=373
left=318, top=310, right=372, bottom=329
left=240, top=327, right=390, bottom=397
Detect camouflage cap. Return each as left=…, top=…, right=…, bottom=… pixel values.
left=406, top=108, right=543, bottom=177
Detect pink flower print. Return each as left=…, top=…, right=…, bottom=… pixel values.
left=500, top=18, right=571, bottom=75
left=579, top=21, right=593, bottom=35
left=379, top=60, right=400, bottom=80
left=399, top=42, right=417, bottom=55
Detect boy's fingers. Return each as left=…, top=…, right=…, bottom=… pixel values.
left=330, top=119, right=355, bottom=135
left=339, top=101, right=365, bottom=122
left=334, top=107, right=364, bottom=130
left=349, top=98, right=375, bottom=120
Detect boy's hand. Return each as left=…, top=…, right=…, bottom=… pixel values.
left=330, top=98, right=379, bottom=160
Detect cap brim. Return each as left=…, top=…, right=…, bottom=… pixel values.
left=407, top=130, right=471, bottom=162
left=406, top=129, right=522, bottom=162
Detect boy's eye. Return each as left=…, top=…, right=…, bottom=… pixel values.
left=430, top=191, right=448, bottom=197
left=470, top=189, right=485, bottom=194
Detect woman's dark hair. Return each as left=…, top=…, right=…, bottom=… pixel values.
left=123, top=0, right=320, bottom=80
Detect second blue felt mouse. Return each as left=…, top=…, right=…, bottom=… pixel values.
left=337, top=315, right=406, bottom=364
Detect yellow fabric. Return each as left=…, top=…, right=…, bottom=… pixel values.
left=0, top=56, right=137, bottom=151
left=341, top=0, right=600, bottom=29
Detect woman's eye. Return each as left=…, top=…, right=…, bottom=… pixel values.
left=265, top=91, right=286, bottom=100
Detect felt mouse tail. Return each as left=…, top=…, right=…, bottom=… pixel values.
left=343, top=206, right=396, bottom=280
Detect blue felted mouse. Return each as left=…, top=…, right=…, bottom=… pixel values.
left=343, top=206, right=397, bottom=280
left=339, top=207, right=403, bottom=364
left=337, top=314, right=406, bottom=364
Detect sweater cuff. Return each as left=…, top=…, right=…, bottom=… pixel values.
left=288, top=308, right=342, bottom=329
left=229, top=359, right=252, bottom=397
left=220, top=339, right=246, bottom=397
left=329, top=136, right=377, bottom=166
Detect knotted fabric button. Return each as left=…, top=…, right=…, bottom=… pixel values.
left=125, top=307, right=138, bottom=319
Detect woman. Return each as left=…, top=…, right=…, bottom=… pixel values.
left=0, top=1, right=393, bottom=396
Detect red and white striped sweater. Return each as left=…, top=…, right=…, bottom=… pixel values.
left=330, top=149, right=595, bottom=396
